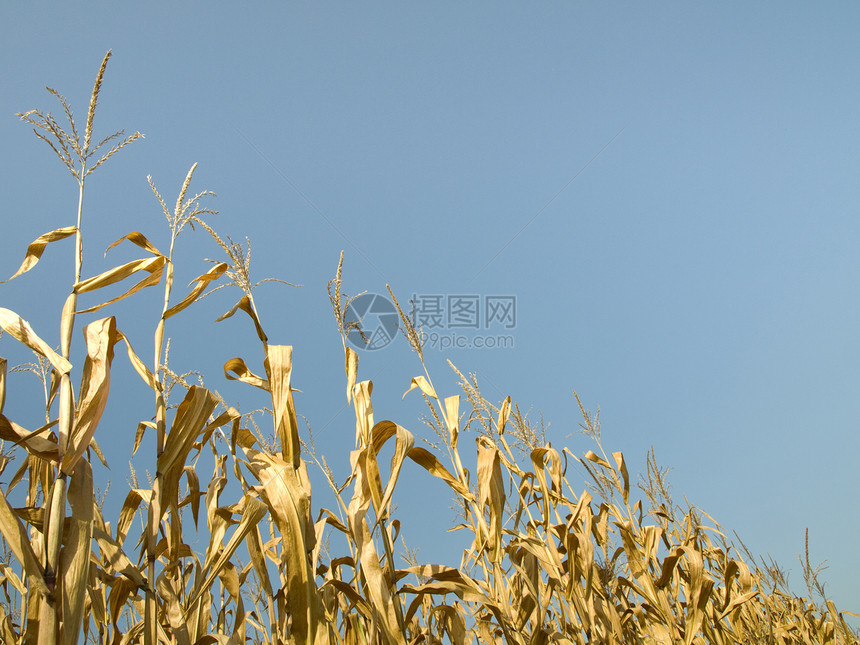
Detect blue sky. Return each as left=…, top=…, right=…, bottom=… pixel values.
left=2, top=2, right=859, bottom=617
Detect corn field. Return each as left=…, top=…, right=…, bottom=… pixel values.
left=0, top=51, right=856, bottom=645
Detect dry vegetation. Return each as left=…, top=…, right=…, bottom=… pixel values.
left=0, top=51, right=856, bottom=645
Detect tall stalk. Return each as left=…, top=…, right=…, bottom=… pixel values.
left=144, top=163, right=216, bottom=645
left=16, top=50, right=141, bottom=644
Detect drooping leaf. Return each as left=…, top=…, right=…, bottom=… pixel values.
left=163, top=262, right=228, bottom=319
left=0, top=308, right=72, bottom=374
left=2, top=226, right=77, bottom=282
left=74, top=256, right=166, bottom=313
left=62, top=317, right=119, bottom=474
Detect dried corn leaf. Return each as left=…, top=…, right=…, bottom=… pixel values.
left=62, top=317, right=118, bottom=474
left=216, top=295, right=267, bottom=344
left=163, top=262, right=228, bottom=319
left=497, top=396, right=511, bottom=435
left=0, top=561, right=25, bottom=595
left=0, top=415, right=59, bottom=461
left=582, top=451, right=610, bottom=470
left=406, top=447, right=473, bottom=501
left=476, top=438, right=505, bottom=562
left=116, top=488, right=149, bottom=545
left=403, top=375, right=437, bottom=401
left=444, top=395, right=460, bottom=450
left=0, top=486, right=48, bottom=596
left=244, top=448, right=320, bottom=642
left=61, top=460, right=94, bottom=645
left=353, top=379, right=374, bottom=448
left=156, top=572, right=192, bottom=645
left=611, top=451, right=629, bottom=505
left=2, top=226, right=77, bottom=283
left=104, top=231, right=162, bottom=256
left=186, top=496, right=267, bottom=612
left=223, top=358, right=268, bottom=391
left=115, top=328, right=159, bottom=392
left=0, top=358, right=6, bottom=414
left=265, top=345, right=300, bottom=467
left=0, top=308, right=72, bottom=374
left=92, top=526, right=146, bottom=586
left=74, top=256, right=166, bottom=313
left=156, top=385, right=218, bottom=476
left=347, top=459, right=406, bottom=645
left=246, top=523, right=273, bottom=598
left=345, top=346, right=358, bottom=404
left=369, top=421, right=414, bottom=522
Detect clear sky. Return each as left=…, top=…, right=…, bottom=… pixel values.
left=2, top=2, right=859, bottom=618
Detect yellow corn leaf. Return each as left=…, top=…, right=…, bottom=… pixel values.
left=61, top=460, right=94, bottom=645
left=369, top=421, right=414, bottom=522
left=116, top=488, right=149, bottom=545
left=265, top=345, right=300, bottom=467
left=89, top=435, right=109, bottom=467
left=74, top=256, right=166, bottom=313
left=353, top=379, right=374, bottom=448
left=583, top=450, right=611, bottom=469
left=244, top=448, right=320, bottom=643
left=358, top=444, right=384, bottom=523
left=0, top=485, right=49, bottom=596
left=476, top=438, right=505, bottom=562
left=719, top=558, right=754, bottom=619
left=347, top=456, right=406, bottom=645
left=223, top=357, right=269, bottom=391
left=183, top=465, right=201, bottom=528
left=2, top=226, right=77, bottom=283
left=201, top=509, right=230, bottom=573
left=0, top=561, right=25, bottom=595
left=156, top=386, right=219, bottom=510
left=444, top=395, right=460, bottom=449
left=92, top=527, right=146, bottom=586
left=400, top=565, right=495, bottom=605
left=107, top=577, right=137, bottom=630
left=62, top=317, right=119, bottom=475
left=163, top=262, right=228, bottom=319
left=612, top=451, right=629, bottom=505
left=406, top=447, right=474, bottom=501
left=403, top=375, right=437, bottom=400
left=0, top=358, right=6, bottom=414
left=156, top=386, right=219, bottom=475
left=218, top=560, right=241, bottom=601
left=246, top=523, right=273, bottom=598
left=204, top=459, right=227, bottom=532
left=319, top=579, right=375, bottom=618
left=431, top=605, right=468, bottom=645
left=530, top=447, right=563, bottom=529
left=0, top=415, right=59, bottom=461
left=74, top=256, right=164, bottom=294
left=679, top=546, right=712, bottom=645
left=0, top=308, right=72, bottom=374
left=497, top=395, right=511, bottom=435
left=132, top=421, right=154, bottom=456
left=345, top=345, right=358, bottom=404
left=115, top=328, right=159, bottom=393
left=156, top=573, right=192, bottom=645
left=718, top=590, right=759, bottom=620
left=216, top=295, right=268, bottom=344
left=186, top=496, right=267, bottom=613
left=104, top=231, right=162, bottom=257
